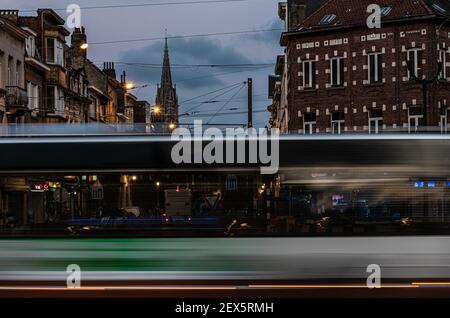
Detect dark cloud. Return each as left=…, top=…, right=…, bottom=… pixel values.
left=117, top=37, right=254, bottom=89
left=241, top=19, right=284, bottom=46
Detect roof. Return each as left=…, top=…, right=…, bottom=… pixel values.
left=294, top=0, right=449, bottom=32
left=0, top=16, right=28, bottom=41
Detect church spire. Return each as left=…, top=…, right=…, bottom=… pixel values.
left=161, top=35, right=173, bottom=89
left=155, top=36, right=179, bottom=124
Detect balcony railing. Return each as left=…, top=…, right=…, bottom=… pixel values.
left=5, top=86, right=28, bottom=109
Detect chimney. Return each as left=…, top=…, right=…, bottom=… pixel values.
left=103, top=61, right=116, bottom=79
left=0, top=10, right=19, bottom=24
left=71, top=26, right=87, bottom=59
left=287, top=0, right=306, bottom=31
left=120, top=71, right=127, bottom=85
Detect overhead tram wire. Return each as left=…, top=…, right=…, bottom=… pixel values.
left=20, top=0, right=251, bottom=13
left=182, top=83, right=246, bottom=114
left=88, top=28, right=283, bottom=46
left=121, top=65, right=271, bottom=93
left=176, top=64, right=272, bottom=84
left=183, top=109, right=268, bottom=117
left=180, top=82, right=244, bottom=104
left=93, top=62, right=274, bottom=68
left=206, top=82, right=246, bottom=124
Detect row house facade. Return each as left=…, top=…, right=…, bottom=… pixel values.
left=0, top=10, right=152, bottom=226
left=0, top=15, right=28, bottom=124
left=0, top=9, right=141, bottom=126
left=269, top=0, right=450, bottom=135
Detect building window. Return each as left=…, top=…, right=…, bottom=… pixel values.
left=27, top=82, right=39, bottom=111
left=408, top=107, right=424, bottom=134
left=0, top=60, right=2, bottom=89
left=303, top=112, right=316, bottom=134
left=441, top=107, right=448, bottom=133
left=46, top=38, right=64, bottom=66
left=368, top=53, right=382, bottom=84
left=302, top=60, right=316, bottom=89
left=369, top=109, right=383, bottom=134
left=89, top=95, right=97, bottom=119
left=407, top=49, right=423, bottom=79
left=15, top=61, right=21, bottom=87
left=330, top=57, right=345, bottom=87
left=331, top=111, right=345, bottom=134
left=25, top=36, right=36, bottom=58
left=439, top=49, right=447, bottom=80
left=46, top=85, right=64, bottom=114
left=7, top=57, right=12, bottom=86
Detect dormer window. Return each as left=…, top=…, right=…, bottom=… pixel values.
left=380, top=6, right=392, bottom=17
left=319, top=14, right=336, bottom=25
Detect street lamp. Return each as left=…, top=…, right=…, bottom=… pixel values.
left=124, top=82, right=135, bottom=90
left=80, top=43, right=89, bottom=50
left=153, top=106, right=161, bottom=114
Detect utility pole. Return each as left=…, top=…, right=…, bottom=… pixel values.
left=407, top=61, right=442, bottom=130
left=247, top=78, right=253, bottom=128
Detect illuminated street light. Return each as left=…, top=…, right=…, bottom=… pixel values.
left=80, top=43, right=89, bottom=50
left=153, top=106, right=161, bottom=114
left=168, top=123, right=176, bottom=130
left=124, top=82, right=135, bottom=90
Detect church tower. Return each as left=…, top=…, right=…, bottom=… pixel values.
left=155, top=37, right=179, bottom=124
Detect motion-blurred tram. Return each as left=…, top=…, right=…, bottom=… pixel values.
left=0, top=134, right=449, bottom=236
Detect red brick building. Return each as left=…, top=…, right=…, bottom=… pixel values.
left=269, top=0, right=450, bottom=134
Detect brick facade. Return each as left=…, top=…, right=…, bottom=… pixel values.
left=271, top=0, right=450, bottom=134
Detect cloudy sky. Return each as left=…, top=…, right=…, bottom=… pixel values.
left=5, top=0, right=284, bottom=127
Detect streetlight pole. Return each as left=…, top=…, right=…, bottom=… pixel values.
left=406, top=60, right=442, bottom=130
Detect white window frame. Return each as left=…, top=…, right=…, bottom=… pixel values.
left=331, top=120, right=344, bottom=134
left=330, top=57, right=344, bottom=87
left=408, top=114, right=423, bottom=133
left=27, top=82, right=39, bottom=111
left=7, top=58, right=12, bottom=86
left=15, top=61, right=21, bottom=87
left=441, top=108, right=448, bottom=134
left=47, top=85, right=64, bottom=114
left=302, top=60, right=316, bottom=89
left=407, top=48, right=422, bottom=79
left=25, top=36, right=36, bottom=58
left=368, top=53, right=382, bottom=84
left=369, top=117, right=383, bottom=134
left=46, top=38, right=64, bottom=67
left=303, top=121, right=316, bottom=135
left=439, top=49, right=447, bottom=80
left=0, top=59, right=3, bottom=89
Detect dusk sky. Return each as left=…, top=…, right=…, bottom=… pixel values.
left=4, top=0, right=284, bottom=127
